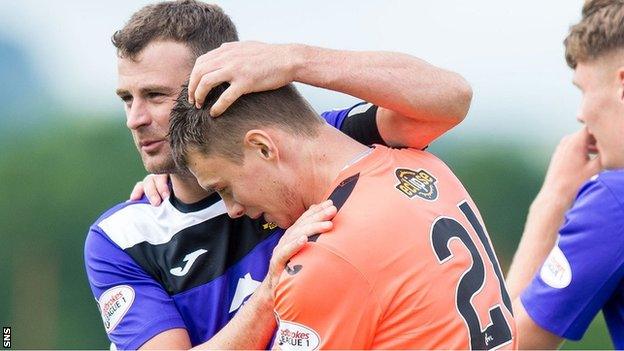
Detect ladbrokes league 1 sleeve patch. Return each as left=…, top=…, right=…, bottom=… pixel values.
left=276, top=319, right=321, bottom=351
left=540, top=245, right=572, bottom=289
left=98, top=285, right=135, bottom=333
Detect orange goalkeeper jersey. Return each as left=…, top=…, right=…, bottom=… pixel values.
left=273, top=145, right=517, bottom=350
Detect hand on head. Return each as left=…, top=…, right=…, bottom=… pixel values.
left=187, top=41, right=296, bottom=117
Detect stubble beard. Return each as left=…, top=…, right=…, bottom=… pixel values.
left=277, top=182, right=304, bottom=229
left=140, top=146, right=179, bottom=175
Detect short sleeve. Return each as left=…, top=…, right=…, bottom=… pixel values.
left=321, top=102, right=385, bottom=147
left=273, top=243, right=381, bottom=350
left=521, top=177, right=624, bottom=340
left=84, top=226, right=186, bottom=350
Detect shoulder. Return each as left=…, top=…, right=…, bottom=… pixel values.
left=556, top=170, right=624, bottom=246
left=584, top=169, right=624, bottom=205
left=275, top=242, right=374, bottom=302
left=88, top=197, right=227, bottom=250
left=572, top=170, right=624, bottom=216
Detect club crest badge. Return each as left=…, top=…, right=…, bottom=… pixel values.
left=395, top=168, right=438, bottom=201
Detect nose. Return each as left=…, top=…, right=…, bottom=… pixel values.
left=224, top=200, right=245, bottom=219
left=126, top=99, right=151, bottom=130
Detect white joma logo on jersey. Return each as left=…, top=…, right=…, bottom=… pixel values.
left=229, top=273, right=261, bottom=313
left=170, top=249, right=208, bottom=277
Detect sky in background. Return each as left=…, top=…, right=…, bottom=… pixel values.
left=1, top=0, right=584, bottom=144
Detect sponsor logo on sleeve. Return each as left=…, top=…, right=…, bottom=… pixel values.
left=98, top=285, right=135, bottom=333
left=394, top=168, right=438, bottom=201
left=540, top=245, right=572, bottom=289
left=276, top=319, right=321, bottom=351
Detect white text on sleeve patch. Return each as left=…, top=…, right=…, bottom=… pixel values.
left=540, top=245, right=572, bottom=289
left=98, top=285, right=135, bottom=333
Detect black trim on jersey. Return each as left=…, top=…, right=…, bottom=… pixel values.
left=124, top=215, right=275, bottom=295
left=309, top=173, right=360, bottom=243
left=340, top=105, right=386, bottom=146
left=169, top=190, right=222, bottom=213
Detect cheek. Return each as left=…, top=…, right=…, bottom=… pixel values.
left=154, top=111, right=171, bottom=129
left=153, top=101, right=175, bottom=126
left=580, top=95, right=606, bottom=125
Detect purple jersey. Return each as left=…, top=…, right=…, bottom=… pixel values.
left=521, top=169, right=624, bottom=348
left=84, top=104, right=382, bottom=349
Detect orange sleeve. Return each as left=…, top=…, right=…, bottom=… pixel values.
left=273, top=243, right=381, bottom=350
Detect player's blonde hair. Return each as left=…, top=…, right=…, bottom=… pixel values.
left=565, top=0, right=624, bottom=68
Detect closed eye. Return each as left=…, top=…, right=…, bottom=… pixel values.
left=147, top=92, right=165, bottom=99
left=118, top=94, right=132, bottom=103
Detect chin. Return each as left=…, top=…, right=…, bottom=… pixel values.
left=143, top=156, right=176, bottom=174
left=603, top=158, right=622, bottom=170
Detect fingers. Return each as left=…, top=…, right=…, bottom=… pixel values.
left=210, top=84, right=244, bottom=117
left=280, top=200, right=335, bottom=247
left=143, top=176, right=162, bottom=206
left=129, top=178, right=164, bottom=206
left=293, top=200, right=334, bottom=225
left=143, top=174, right=171, bottom=206
left=273, top=235, right=308, bottom=270
left=267, top=200, right=337, bottom=289
left=154, top=174, right=171, bottom=199
left=193, top=69, right=228, bottom=109
left=188, top=54, right=216, bottom=106
left=267, top=234, right=307, bottom=290
left=129, top=181, right=144, bottom=201
left=188, top=43, right=230, bottom=105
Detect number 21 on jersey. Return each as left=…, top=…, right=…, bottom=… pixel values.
left=430, top=201, right=514, bottom=350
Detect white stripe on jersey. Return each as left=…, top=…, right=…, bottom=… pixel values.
left=347, top=102, right=373, bottom=117
left=98, top=198, right=227, bottom=249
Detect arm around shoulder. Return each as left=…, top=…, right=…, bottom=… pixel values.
left=289, top=44, right=472, bottom=148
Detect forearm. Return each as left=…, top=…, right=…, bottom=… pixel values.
left=288, top=44, right=472, bottom=122
left=506, top=191, right=570, bottom=299
left=192, top=279, right=276, bottom=350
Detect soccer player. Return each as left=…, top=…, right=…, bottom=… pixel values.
left=506, top=0, right=624, bottom=348
left=169, top=85, right=516, bottom=348
left=84, top=1, right=473, bottom=349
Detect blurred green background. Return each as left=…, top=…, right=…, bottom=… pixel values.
left=0, top=0, right=613, bottom=349
left=0, top=119, right=612, bottom=349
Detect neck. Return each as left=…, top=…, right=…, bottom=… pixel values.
left=170, top=172, right=212, bottom=204
left=298, top=125, right=370, bottom=207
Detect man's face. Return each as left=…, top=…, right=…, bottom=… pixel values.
left=116, top=40, right=194, bottom=173
left=186, top=148, right=304, bottom=228
left=574, top=60, right=624, bottom=169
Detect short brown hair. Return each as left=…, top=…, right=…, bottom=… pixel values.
left=112, top=0, right=238, bottom=60
left=564, top=0, right=624, bottom=68
left=169, top=84, right=324, bottom=168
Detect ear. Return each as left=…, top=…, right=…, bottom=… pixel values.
left=243, top=129, right=279, bottom=162
left=618, top=67, right=624, bottom=101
